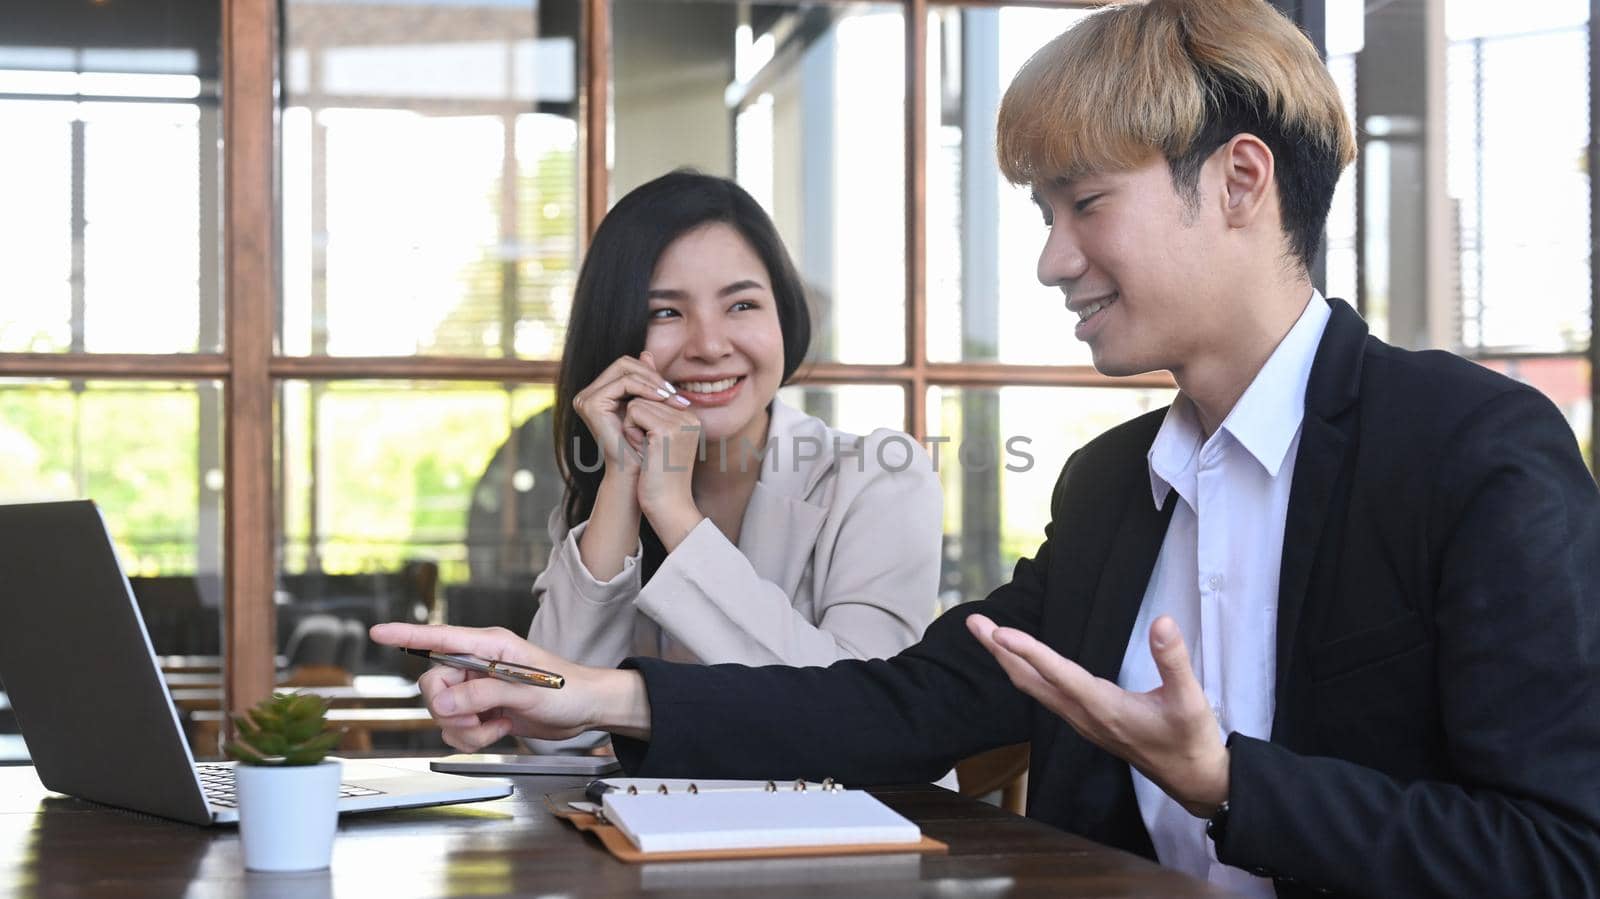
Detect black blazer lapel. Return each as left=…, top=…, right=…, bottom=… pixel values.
left=1272, top=299, right=1366, bottom=740
left=1051, top=472, right=1175, bottom=859
left=1076, top=486, right=1178, bottom=681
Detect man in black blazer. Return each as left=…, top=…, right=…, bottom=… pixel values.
left=374, top=1, right=1600, bottom=895
left=590, top=296, right=1596, bottom=898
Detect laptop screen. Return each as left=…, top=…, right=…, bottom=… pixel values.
left=0, top=500, right=214, bottom=824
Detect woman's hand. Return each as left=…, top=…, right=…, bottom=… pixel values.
left=623, top=394, right=705, bottom=551
left=571, top=352, right=689, bottom=480
left=369, top=623, right=653, bottom=750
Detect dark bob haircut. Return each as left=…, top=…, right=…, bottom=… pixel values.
left=554, top=170, right=812, bottom=538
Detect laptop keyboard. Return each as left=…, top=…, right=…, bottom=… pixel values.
left=196, top=763, right=386, bottom=809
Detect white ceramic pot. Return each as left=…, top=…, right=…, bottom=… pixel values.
left=235, top=760, right=342, bottom=872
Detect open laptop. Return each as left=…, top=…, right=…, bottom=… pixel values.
left=0, top=499, right=512, bottom=825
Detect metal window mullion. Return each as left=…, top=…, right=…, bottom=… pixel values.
left=198, top=101, right=225, bottom=601
left=906, top=0, right=928, bottom=441
left=582, top=0, right=610, bottom=241
left=70, top=119, right=87, bottom=355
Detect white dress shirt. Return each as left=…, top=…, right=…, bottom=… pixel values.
left=1116, top=292, right=1331, bottom=897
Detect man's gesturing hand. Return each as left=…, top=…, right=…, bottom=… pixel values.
left=967, top=613, right=1229, bottom=817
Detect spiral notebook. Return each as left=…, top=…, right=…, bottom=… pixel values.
left=545, top=780, right=949, bottom=863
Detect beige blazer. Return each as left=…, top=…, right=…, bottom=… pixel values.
left=525, top=398, right=944, bottom=670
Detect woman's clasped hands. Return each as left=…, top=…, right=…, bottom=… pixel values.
left=571, top=350, right=706, bottom=547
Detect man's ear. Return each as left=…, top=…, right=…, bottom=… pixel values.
left=1216, top=134, right=1275, bottom=230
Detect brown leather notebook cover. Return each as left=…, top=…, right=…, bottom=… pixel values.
left=543, top=791, right=949, bottom=864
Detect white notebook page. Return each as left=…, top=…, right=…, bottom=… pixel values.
left=602, top=789, right=922, bottom=853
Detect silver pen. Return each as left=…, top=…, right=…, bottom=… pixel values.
left=401, top=648, right=565, bottom=689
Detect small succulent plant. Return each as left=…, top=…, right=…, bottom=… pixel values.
left=224, top=692, right=343, bottom=766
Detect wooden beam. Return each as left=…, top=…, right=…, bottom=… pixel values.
left=221, top=0, right=278, bottom=750
left=793, top=361, right=1170, bottom=390
left=0, top=354, right=230, bottom=379
left=270, top=356, right=560, bottom=382
left=919, top=363, right=1172, bottom=389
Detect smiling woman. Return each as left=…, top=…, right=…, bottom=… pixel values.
left=523, top=170, right=944, bottom=753
left=639, top=222, right=788, bottom=459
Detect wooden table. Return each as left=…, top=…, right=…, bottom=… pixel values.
left=0, top=760, right=1242, bottom=897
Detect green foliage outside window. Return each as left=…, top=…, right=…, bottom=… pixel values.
left=0, top=382, right=209, bottom=575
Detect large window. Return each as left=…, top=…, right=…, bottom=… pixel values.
left=1329, top=0, right=1593, bottom=462
left=280, top=0, right=579, bottom=360
left=1, top=0, right=1594, bottom=746
left=275, top=0, right=581, bottom=667
left=0, top=1, right=226, bottom=759
left=1446, top=4, right=1592, bottom=459
left=609, top=2, right=1175, bottom=598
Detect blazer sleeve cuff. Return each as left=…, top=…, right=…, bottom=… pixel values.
left=556, top=519, right=643, bottom=603
left=611, top=656, right=735, bottom=777
left=634, top=517, right=728, bottom=611
left=1213, top=733, right=1293, bottom=882
left=611, top=657, right=668, bottom=774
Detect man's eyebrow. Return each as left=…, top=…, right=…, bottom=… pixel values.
left=1030, top=176, right=1081, bottom=206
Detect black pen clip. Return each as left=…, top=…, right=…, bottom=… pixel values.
left=583, top=778, right=616, bottom=805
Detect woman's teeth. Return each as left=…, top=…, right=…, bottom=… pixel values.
left=677, top=377, right=740, bottom=394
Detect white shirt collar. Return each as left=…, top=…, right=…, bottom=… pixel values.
left=1148, top=290, right=1332, bottom=509
left=1147, top=395, right=1203, bottom=510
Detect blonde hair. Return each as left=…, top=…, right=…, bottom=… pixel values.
left=995, top=0, right=1356, bottom=267
left=997, top=0, right=1353, bottom=182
